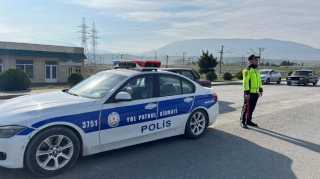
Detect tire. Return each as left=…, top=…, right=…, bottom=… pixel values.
left=313, top=80, right=317, bottom=86
left=287, top=82, right=291, bottom=86
left=184, top=109, right=208, bottom=139
left=24, top=126, right=80, bottom=177
left=266, top=78, right=270, bottom=84
left=304, top=80, right=308, bottom=86
left=277, top=78, right=281, bottom=84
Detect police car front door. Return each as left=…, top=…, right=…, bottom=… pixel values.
left=99, top=75, right=158, bottom=145
left=156, top=74, right=195, bottom=133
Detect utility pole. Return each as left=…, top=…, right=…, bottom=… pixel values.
left=183, top=52, right=187, bottom=67
left=259, top=47, right=265, bottom=66
left=120, top=54, right=123, bottom=59
left=90, top=22, right=99, bottom=66
left=219, top=45, right=224, bottom=75
left=155, top=51, right=157, bottom=60
left=78, top=17, right=90, bottom=65
left=165, top=55, right=169, bottom=68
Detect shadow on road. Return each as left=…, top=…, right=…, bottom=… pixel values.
left=219, top=100, right=237, bottom=114
left=0, top=129, right=296, bottom=179
left=251, top=127, right=320, bottom=154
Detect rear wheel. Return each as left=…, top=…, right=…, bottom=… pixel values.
left=185, top=109, right=208, bottom=139
left=277, top=78, right=281, bottom=84
left=287, top=82, right=291, bottom=86
left=25, top=127, right=80, bottom=177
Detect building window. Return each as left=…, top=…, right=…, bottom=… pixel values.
left=16, top=60, right=33, bottom=78
left=75, top=66, right=81, bottom=73
left=68, top=66, right=74, bottom=75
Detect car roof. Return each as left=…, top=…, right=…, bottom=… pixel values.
left=105, top=68, right=174, bottom=77
left=260, top=69, right=276, bottom=71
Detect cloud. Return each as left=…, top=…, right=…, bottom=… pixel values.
left=117, top=11, right=174, bottom=22
left=34, top=6, right=46, bottom=10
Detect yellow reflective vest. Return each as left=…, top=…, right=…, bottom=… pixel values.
left=242, top=65, right=263, bottom=94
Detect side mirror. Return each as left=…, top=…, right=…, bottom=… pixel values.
left=114, top=92, right=132, bottom=102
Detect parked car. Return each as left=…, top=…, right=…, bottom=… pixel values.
left=260, top=69, right=282, bottom=84
left=160, top=68, right=212, bottom=88
left=286, top=70, right=319, bottom=86
left=0, top=60, right=219, bottom=177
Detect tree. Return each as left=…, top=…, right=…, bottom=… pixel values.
left=197, top=50, right=219, bottom=74
left=265, top=62, right=270, bottom=66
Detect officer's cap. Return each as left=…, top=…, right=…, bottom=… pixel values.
left=248, top=54, right=260, bottom=61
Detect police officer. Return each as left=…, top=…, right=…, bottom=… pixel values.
left=240, top=54, right=263, bottom=129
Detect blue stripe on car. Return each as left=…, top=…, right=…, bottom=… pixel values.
left=18, top=94, right=217, bottom=135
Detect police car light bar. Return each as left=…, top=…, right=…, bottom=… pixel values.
left=113, top=59, right=161, bottom=71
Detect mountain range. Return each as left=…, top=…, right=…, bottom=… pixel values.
left=141, top=38, right=320, bottom=60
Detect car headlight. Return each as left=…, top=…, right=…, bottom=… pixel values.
left=0, top=126, right=26, bottom=138
left=299, top=78, right=304, bottom=80
left=287, top=77, right=291, bottom=80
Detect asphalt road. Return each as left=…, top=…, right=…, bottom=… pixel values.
left=1, top=82, right=320, bottom=179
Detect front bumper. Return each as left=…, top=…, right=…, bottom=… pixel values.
left=208, top=101, right=219, bottom=126
left=0, top=135, right=30, bottom=169
left=286, top=79, right=306, bottom=84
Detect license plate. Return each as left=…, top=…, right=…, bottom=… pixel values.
left=291, top=80, right=298, bottom=83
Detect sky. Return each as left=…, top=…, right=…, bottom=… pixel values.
left=0, top=0, right=320, bottom=54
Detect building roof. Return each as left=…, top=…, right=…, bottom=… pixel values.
left=0, top=49, right=87, bottom=59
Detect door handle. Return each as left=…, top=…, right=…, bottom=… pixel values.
left=184, top=97, right=194, bottom=103
left=145, top=103, right=157, bottom=109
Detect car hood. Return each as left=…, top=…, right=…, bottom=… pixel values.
left=0, top=90, right=97, bottom=125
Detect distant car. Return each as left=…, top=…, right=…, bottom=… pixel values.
left=260, top=69, right=282, bottom=84
left=286, top=70, right=319, bottom=86
left=160, top=68, right=212, bottom=88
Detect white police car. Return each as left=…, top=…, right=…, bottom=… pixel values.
left=0, top=59, right=219, bottom=177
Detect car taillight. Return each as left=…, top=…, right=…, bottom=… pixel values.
left=213, top=93, right=218, bottom=101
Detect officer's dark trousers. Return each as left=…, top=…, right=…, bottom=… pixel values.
left=240, top=93, right=259, bottom=124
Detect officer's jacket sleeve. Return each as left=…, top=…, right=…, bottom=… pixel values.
left=258, top=70, right=263, bottom=92
left=243, top=69, right=250, bottom=94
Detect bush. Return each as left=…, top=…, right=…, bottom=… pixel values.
left=0, top=68, right=31, bottom=91
left=288, top=71, right=293, bottom=76
left=68, top=72, right=84, bottom=85
left=223, top=72, right=233, bottom=81
left=236, top=70, right=243, bottom=80
left=206, top=71, right=217, bottom=81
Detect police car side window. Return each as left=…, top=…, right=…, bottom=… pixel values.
left=159, top=76, right=182, bottom=97
left=119, top=76, right=154, bottom=100
left=181, top=79, right=195, bottom=94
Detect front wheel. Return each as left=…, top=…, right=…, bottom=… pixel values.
left=266, top=78, right=270, bottom=84
left=304, top=80, right=308, bottom=86
left=313, top=80, right=317, bottom=86
left=184, top=109, right=208, bottom=139
left=25, top=127, right=80, bottom=177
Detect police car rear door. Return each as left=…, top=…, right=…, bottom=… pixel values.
left=156, top=74, right=196, bottom=133
left=99, top=74, right=159, bottom=145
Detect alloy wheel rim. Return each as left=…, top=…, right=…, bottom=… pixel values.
left=36, top=135, right=74, bottom=170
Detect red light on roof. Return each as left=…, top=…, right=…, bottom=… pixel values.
left=131, top=59, right=161, bottom=67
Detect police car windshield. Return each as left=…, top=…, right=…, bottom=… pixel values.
left=67, top=72, right=126, bottom=99
left=260, top=71, right=270, bottom=74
